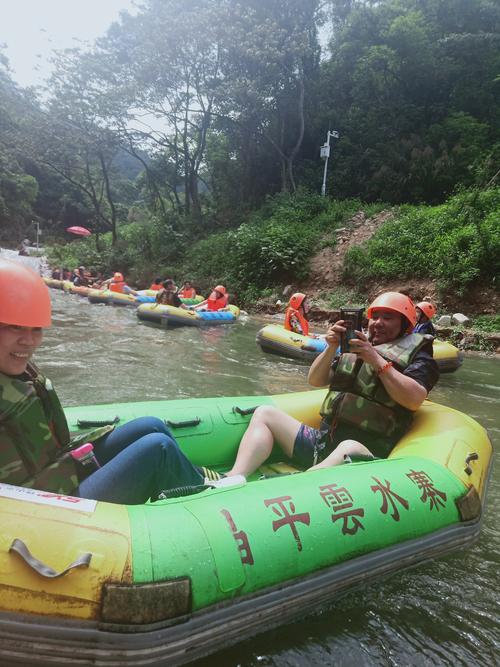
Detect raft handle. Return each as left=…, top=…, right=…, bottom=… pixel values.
left=9, top=538, right=92, bottom=578
left=156, top=484, right=210, bottom=499
left=232, top=405, right=258, bottom=416
left=464, top=452, right=479, bottom=476
left=77, top=416, right=119, bottom=428
left=166, top=417, right=201, bottom=428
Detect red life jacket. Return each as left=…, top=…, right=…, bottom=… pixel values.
left=179, top=287, right=196, bottom=298
left=109, top=280, right=125, bottom=293
left=207, top=294, right=228, bottom=311
left=149, top=283, right=162, bottom=291
left=284, top=307, right=309, bottom=336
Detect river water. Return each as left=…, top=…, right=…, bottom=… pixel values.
left=23, top=278, right=500, bottom=666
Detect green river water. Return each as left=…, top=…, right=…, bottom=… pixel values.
left=33, top=286, right=500, bottom=667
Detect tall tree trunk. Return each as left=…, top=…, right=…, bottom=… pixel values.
left=99, top=152, right=117, bottom=244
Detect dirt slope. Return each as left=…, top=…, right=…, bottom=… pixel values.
left=303, top=210, right=393, bottom=293
left=302, top=210, right=499, bottom=315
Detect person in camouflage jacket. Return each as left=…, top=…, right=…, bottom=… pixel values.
left=0, top=259, right=211, bottom=503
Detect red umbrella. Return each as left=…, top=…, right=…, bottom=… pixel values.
left=66, top=226, right=91, bottom=237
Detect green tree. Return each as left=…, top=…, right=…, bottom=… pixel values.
left=0, top=53, right=39, bottom=243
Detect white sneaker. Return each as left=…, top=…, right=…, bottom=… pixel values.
left=208, top=474, right=246, bottom=488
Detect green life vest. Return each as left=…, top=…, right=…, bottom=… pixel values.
left=0, top=364, right=113, bottom=495
left=320, top=333, right=430, bottom=451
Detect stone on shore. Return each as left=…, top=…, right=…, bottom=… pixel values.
left=452, top=313, right=471, bottom=326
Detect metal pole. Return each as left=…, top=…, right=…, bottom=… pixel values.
left=321, top=131, right=330, bottom=197
left=321, top=157, right=329, bottom=196
left=320, top=130, right=339, bottom=197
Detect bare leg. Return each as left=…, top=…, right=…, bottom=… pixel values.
left=308, top=439, right=373, bottom=470
left=225, top=405, right=302, bottom=477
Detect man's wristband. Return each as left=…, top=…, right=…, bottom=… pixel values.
left=377, top=361, right=393, bottom=376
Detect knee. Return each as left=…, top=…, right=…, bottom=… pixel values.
left=335, top=439, right=365, bottom=456
left=148, top=416, right=170, bottom=433
left=251, top=405, right=280, bottom=425
left=134, top=416, right=170, bottom=435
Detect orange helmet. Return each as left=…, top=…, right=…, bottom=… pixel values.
left=416, top=301, right=436, bottom=320
left=113, top=272, right=124, bottom=282
left=214, top=285, right=226, bottom=295
left=289, top=292, right=306, bottom=310
left=0, top=259, right=51, bottom=327
left=367, top=292, right=417, bottom=330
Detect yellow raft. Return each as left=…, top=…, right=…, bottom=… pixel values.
left=137, top=302, right=240, bottom=327
left=43, top=278, right=92, bottom=297
left=257, top=323, right=464, bottom=372
left=0, top=389, right=492, bottom=665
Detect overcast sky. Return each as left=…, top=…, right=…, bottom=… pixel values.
left=0, top=0, right=136, bottom=87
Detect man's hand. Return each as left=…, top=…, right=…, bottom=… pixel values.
left=348, top=330, right=383, bottom=367
left=325, top=319, right=345, bottom=349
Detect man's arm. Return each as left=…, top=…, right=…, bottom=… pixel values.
left=349, top=334, right=427, bottom=411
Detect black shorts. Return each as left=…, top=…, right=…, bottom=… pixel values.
left=292, top=423, right=378, bottom=468
left=292, top=424, right=328, bottom=467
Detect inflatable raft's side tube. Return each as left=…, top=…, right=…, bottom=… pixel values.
left=43, top=278, right=64, bottom=289
left=433, top=340, right=464, bottom=373
left=87, top=288, right=109, bottom=304
left=137, top=303, right=240, bottom=327
left=0, top=391, right=491, bottom=666
left=256, top=324, right=327, bottom=360
left=0, top=514, right=486, bottom=666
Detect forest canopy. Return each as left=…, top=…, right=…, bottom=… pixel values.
left=0, top=0, right=498, bottom=260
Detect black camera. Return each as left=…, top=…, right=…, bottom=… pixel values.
left=339, top=307, right=364, bottom=353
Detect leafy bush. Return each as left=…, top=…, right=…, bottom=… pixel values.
left=343, top=187, right=500, bottom=291
left=472, top=315, right=500, bottom=334
left=320, top=286, right=368, bottom=309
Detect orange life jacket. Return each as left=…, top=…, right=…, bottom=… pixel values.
left=109, top=280, right=125, bottom=293
left=207, top=294, right=228, bottom=311
left=149, top=283, right=162, bottom=291
left=179, top=287, right=196, bottom=298
left=284, top=307, right=309, bottom=336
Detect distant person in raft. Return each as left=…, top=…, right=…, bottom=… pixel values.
left=413, top=301, right=437, bottom=337
left=17, top=239, right=30, bottom=256
left=155, top=279, right=188, bottom=309
left=102, top=272, right=137, bottom=295
left=284, top=292, right=313, bottom=336
left=223, top=292, right=439, bottom=477
left=193, top=285, right=228, bottom=311
left=178, top=281, right=197, bottom=299
left=72, top=266, right=90, bottom=287
left=0, top=259, right=217, bottom=504
left=149, top=277, right=163, bottom=291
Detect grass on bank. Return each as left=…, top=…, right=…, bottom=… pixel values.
left=46, top=186, right=499, bottom=308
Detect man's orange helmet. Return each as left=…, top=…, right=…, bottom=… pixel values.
left=367, top=292, right=417, bottom=331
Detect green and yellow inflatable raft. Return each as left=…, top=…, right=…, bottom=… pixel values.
left=87, top=290, right=205, bottom=307
left=257, top=323, right=464, bottom=372
left=137, top=302, right=240, bottom=327
left=0, top=390, right=491, bottom=665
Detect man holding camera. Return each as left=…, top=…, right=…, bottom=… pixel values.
left=225, top=292, right=439, bottom=477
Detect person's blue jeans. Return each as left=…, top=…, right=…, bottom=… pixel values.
left=77, top=417, right=203, bottom=504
